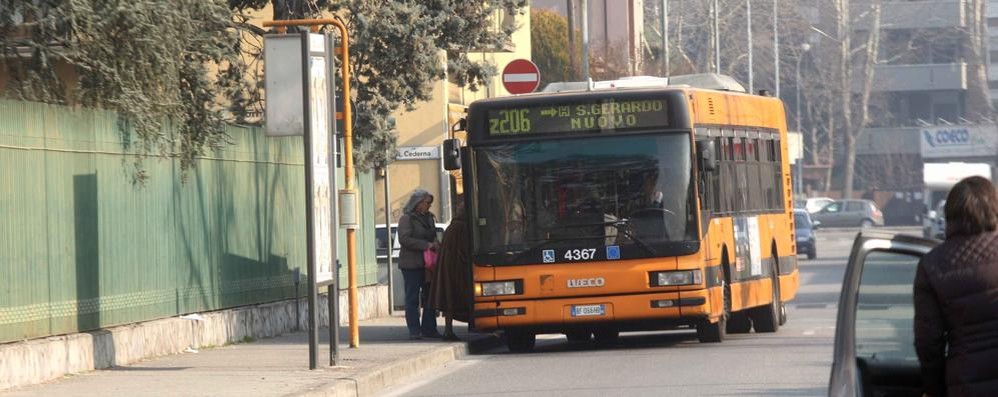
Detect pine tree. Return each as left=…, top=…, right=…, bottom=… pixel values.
left=0, top=0, right=243, bottom=183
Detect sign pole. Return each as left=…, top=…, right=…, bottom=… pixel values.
left=298, top=30, right=320, bottom=371
left=264, top=16, right=356, bottom=363
left=324, top=31, right=340, bottom=367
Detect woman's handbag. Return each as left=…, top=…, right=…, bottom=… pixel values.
left=423, top=248, right=438, bottom=271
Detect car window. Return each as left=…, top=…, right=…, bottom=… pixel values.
left=823, top=202, right=842, bottom=213
left=845, top=201, right=864, bottom=212
left=794, top=213, right=811, bottom=227
left=854, top=250, right=920, bottom=363
left=376, top=228, right=389, bottom=252
left=376, top=227, right=401, bottom=255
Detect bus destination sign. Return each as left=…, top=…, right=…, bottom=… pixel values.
left=486, top=99, right=668, bottom=136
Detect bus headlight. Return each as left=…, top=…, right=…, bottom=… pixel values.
left=650, top=270, right=703, bottom=287
left=478, top=280, right=522, bottom=296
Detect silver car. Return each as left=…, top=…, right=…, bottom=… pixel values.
left=810, top=199, right=884, bottom=228
left=829, top=232, right=937, bottom=396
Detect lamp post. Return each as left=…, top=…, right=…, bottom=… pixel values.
left=795, top=43, right=811, bottom=132
left=795, top=42, right=811, bottom=196
left=773, top=0, right=779, bottom=98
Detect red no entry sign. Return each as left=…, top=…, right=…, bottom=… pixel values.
left=502, top=59, right=540, bottom=94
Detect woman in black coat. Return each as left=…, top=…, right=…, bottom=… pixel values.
left=397, top=189, right=440, bottom=339
left=914, top=176, right=998, bottom=396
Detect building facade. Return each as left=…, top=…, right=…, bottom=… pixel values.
left=532, top=0, right=645, bottom=76
left=376, top=6, right=533, bottom=225
left=848, top=0, right=998, bottom=223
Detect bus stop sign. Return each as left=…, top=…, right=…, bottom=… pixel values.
left=502, top=59, right=540, bottom=94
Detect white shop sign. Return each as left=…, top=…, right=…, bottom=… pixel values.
left=920, top=125, right=998, bottom=159
left=396, top=146, right=441, bottom=160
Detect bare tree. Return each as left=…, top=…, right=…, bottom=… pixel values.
left=963, top=0, right=994, bottom=120
left=842, top=0, right=882, bottom=199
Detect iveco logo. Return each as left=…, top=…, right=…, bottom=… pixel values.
left=567, top=277, right=606, bottom=288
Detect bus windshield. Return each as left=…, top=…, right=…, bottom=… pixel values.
left=474, top=132, right=697, bottom=265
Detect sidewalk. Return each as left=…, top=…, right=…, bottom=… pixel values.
left=2, top=316, right=498, bottom=397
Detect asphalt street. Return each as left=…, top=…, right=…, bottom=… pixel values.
left=381, top=228, right=889, bottom=397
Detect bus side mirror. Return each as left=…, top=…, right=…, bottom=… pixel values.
left=451, top=118, right=467, bottom=133
left=443, top=138, right=461, bottom=170
left=697, top=140, right=717, bottom=172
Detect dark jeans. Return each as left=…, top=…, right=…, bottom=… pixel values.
left=401, top=268, right=437, bottom=336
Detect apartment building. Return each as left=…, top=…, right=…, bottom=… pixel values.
left=532, top=0, right=645, bottom=76
left=848, top=0, right=998, bottom=222
left=375, top=6, right=533, bottom=225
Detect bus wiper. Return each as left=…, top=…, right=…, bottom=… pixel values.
left=607, top=220, right=658, bottom=256
left=550, top=221, right=659, bottom=256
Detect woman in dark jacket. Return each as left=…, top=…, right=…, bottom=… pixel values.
left=430, top=196, right=472, bottom=341
left=397, top=189, right=440, bottom=339
left=914, top=176, right=998, bottom=396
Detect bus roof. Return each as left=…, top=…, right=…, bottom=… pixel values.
left=471, top=74, right=759, bottom=109
left=541, top=74, right=747, bottom=94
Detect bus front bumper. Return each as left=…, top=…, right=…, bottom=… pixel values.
left=473, top=288, right=714, bottom=333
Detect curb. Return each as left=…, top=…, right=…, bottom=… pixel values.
left=295, top=334, right=502, bottom=397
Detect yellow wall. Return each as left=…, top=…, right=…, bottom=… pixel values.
left=377, top=6, right=533, bottom=225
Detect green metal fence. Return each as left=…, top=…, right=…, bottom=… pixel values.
left=0, top=100, right=377, bottom=343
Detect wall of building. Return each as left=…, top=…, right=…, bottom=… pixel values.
left=531, top=0, right=643, bottom=75
left=376, top=6, right=534, bottom=226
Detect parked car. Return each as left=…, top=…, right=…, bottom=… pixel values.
left=802, top=197, right=835, bottom=214
left=810, top=199, right=884, bottom=228
left=828, top=232, right=937, bottom=396
left=922, top=200, right=946, bottom=240
left=794, top=209, right=817, bottom=259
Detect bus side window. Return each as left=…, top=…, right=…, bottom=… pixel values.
left=695, top=138, right=713, bottom=214
left=759, top=136, right=776, bottom=210
left=719, top=136, right=732, bottom=214
left=772, top=139, right=784, bottom=210
left=747, top=136, right=763, bottom=212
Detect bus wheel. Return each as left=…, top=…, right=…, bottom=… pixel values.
left=751, top=265, right=781, bottom=333
left=565, top=331, right=591, bottom=342
left=778, top=300, right=788, bottom=326
left=505, top=331, right=536, bottom=353
left=726, top=312, right=752, bottom=334
left=697, top=279, right=729, bottom=343
left=697, top=316, right=726, bottom=343
left=594, top=329, right=619, bottom=344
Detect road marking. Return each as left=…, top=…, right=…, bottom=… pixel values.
left=803, top=329, right=816, bottom=336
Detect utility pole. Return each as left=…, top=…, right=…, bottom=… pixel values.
left=747, top=0, right=754, bottom=93
left=713, top=0, right=720, bottom=73
left=582, top=0, right=590, bottom=80
left=568, top=0, right=577, bottom=80
left=382, top=167, right=393, bottom=314
left=662, top=0, right=669, bottom=76
left=773, top=0, right=780, bottom=97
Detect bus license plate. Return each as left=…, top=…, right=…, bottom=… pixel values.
left=572, top=304, right=605, bottom=317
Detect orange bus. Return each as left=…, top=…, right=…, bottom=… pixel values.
left=443, top=74, right=799, bottom=352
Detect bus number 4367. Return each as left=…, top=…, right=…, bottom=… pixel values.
left=564, top=248, right=596, bottom=261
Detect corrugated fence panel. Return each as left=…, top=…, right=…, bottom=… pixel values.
left=0, top=101, right=52, bottom=340
left=0, top=100, right=379, bottom=343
